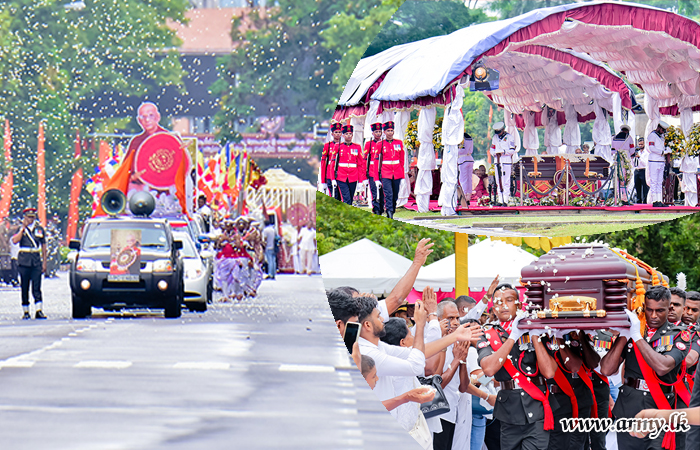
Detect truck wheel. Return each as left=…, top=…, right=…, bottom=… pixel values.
left=164, top=291, right=182, bottom=318
left=187, top=301, right=207, bottom=312
left=71, top=293, right=91, bottom=319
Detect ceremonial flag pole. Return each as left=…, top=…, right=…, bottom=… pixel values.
left=0, top=119, right=13, bottom=220
left=37, top=121, right=46, bottom=227
left=66, top=129, right=83, bottom=244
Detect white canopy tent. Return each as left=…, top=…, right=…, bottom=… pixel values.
left=319, top=238, right=412, bottom=295
left=413, top=238, right=538, bottom=292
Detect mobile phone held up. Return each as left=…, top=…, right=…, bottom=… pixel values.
left=343, top=321, right=361, bottom=354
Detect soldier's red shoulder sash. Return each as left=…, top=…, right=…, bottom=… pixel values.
left=486, top=328, right=554, bottom=430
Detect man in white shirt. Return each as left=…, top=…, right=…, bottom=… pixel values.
left=633, top=137, right=649, bottom=204
left=297, top=222, right=317, bottom=275
left=489, top=122, right=517, bottom=206
left=646, top=121, right=671, bottom=207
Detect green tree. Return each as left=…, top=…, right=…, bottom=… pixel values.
left=0, top=0, right=188, bottom=219
left=317, top=191, right=458, bottom=263
left=590, top=214, right=700, bottom=290
left=212, top=0, right=401, bottom=144
left=364, top=0, right=492, bottom=57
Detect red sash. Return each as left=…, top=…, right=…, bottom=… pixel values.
left=577, top=366, right=598, bottom=418
left=632, top=341, right=676, bottom=450
left=486, top=329, right=554, bottom=430
left=553, top=355, right=578, bottom=418
left=687, top=372, right=695, bottom=391
left=673, top=360, right=691, bottom=406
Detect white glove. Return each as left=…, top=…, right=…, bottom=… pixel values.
left=331, top=180, right=338, bottom=189
left=611, top=327, right=631, bottom=341
left=624, top=309, right=643, bottom=342
left=508, top=315, right=525, bottom=341
left=375, top=180, right=382, bottom=190
left=529, top=328, right=550, bottom=339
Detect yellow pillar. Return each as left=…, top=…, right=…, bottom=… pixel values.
left=455, top=232, right=469, bottom=297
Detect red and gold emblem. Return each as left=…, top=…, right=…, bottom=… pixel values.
left=134, top=133, right=185, bottom=189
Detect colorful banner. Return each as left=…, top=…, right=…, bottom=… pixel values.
left=66, top=129, right=82, bottom=244
left=0, top=119, right=13, bottom=220
left=37, top=122, right=46, bottom=227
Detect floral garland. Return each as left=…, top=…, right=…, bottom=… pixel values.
left=402, top=117, right=444, bottom=155
left=665, top=125, right=686, bottom=161
left=686, top=123, right=700, bottom=157
left=611, top=148, right=633, bottom=187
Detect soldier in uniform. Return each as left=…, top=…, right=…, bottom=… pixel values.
left=683, top=290, right=700, bottom=448
left=379, top=121, right=405, bottom=219
left=334, top=124, right=362, bottom=205
left=542, top=331, right=593, bottom=450
left=646, top=121, right=671, bottom=207
left=489, top=122, right=517, bottom=206
left=611, top=124, right=635, bottom=204
left=11, top=207, right=47, bottom=319
left=477, top=283, right=559, bottom=450
left=600, top=285, right=689, bottom=450
left=458, top=132, right=474, bottom=207
left=364, top=123, right=385, bottom=215
left=321, top=123, right=342, bottom=200
left=579, top=330, right=613, bottom=450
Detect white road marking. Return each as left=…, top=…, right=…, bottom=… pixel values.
left=173, top=362, right=230, bottom=370
left=74, top=360, right=133, bottom=369
left=278, top=364, right=335, bottom=373
left=0, top=359, right=35, bottom=368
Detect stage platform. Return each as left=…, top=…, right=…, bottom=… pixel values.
left=402, top=200, right=700, bottom=217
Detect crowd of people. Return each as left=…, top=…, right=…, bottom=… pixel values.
left=326, top=238, right=700, bottom=450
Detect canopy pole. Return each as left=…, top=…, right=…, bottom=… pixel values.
left=455, top=232, right=469, bottom=297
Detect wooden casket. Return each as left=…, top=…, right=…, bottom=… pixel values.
left=519, top=244, right=667, bottom=330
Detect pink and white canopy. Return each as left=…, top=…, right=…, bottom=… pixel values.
left=336, top=1, right=700, bottom=119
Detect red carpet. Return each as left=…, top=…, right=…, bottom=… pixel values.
left=402, top=199, right=699, bottom=213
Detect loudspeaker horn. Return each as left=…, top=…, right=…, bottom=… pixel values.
left=101, top=189, right=126, bottom=216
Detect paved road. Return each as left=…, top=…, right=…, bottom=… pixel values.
left=0, top=274, right=418, bottom=449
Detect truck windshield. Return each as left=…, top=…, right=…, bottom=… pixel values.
left=83, top=221, right=169, bottom=251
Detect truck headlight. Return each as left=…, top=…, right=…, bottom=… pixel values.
left=153, top=259, right=174, bottom=273
left=76, top=258, right=97, bottom=272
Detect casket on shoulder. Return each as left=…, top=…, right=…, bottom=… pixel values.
left=519, top=244, right=667, bottom=330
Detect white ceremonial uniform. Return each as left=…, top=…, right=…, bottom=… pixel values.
left=681, top=155, right=699, bottom=207
left=646, top=130, right=670, bottom=203
left=458, top=137, right=474, bottom=200
left=490, top=133, right=517, bottom=204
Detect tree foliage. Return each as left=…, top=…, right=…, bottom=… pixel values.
left=316, top=192, right=458, bottom=263
left=590, top=214, right=700, bottom=290
left=364, top=0, right=492, bottom=57
left=212, top=0, right=400, bottom=144
left=0, top=0, right=187, bottom=218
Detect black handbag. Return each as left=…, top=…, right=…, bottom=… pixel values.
left=416, top=374, right=450, bottom=419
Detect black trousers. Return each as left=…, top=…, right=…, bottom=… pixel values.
left=337, top=180, right=356, bottom=205
left=326, top=180, right=341, bottom=201
left=433, top=418, right=455, bottom=450
left=634, top=169, right=649, bottom=203
left=501, top=420, right=549, bottom=450
left=368, top=176, right=384, bottom=215
left=18, top=264, right=42, bottom=306
left=381, top=178, right=401, bottom=214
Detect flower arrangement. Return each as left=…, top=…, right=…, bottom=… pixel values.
left=539, top=196, right=558, bottom=206
left=686, top=123, right=700, bottom=157
left=477, top=196, right=491, bottom=206
left=403, top=117, right=444, bottom=156
left=664, top=125, right=686, bottom=160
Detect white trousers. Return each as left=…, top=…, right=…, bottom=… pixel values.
left=495, top=163, right=512, bottom=203
left=459, top=162, right=474, bottom=200
left=648, top=161, right=664, bottom=203
left=682, top=172, right=698, bottom=207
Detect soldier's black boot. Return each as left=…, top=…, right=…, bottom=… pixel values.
left=35, top=310, right=46, bottom=319
left=22, top=312, right=30, bottom=320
